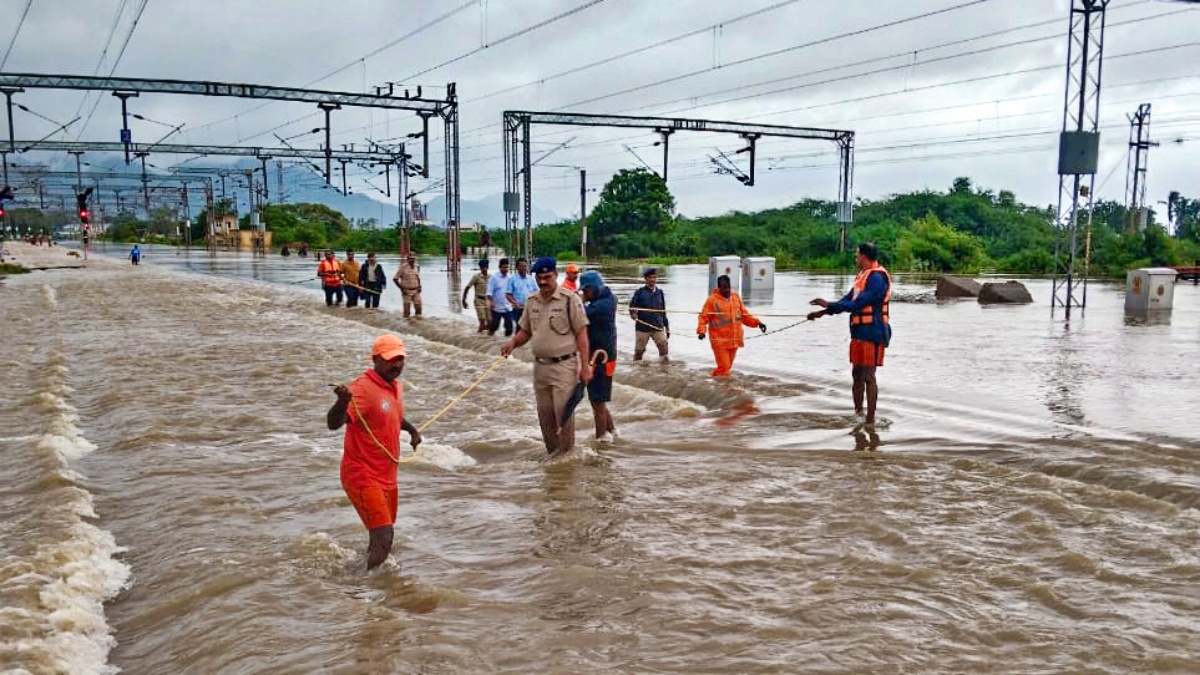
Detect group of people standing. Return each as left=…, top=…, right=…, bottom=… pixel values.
left=315, top=250, right=423, bottom=315
left=328, top=245, right=892, bottom=570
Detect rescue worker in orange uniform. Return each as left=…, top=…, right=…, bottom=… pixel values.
left=560, top=263, right=580, bottom=293
left=326, top=334, right=422, bottom=570
left=697, top=274, right=767, bottom=377
left=808, top=242, right=892, bottom=426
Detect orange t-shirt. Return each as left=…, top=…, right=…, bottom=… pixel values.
left=341, top=369, right=404, bottom=490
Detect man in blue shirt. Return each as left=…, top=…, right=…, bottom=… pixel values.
left=581, top=270, right=618, bottom=443
left=487, top=258, right=514, bottom=336
left=505, top=256, right=539, bottom=327
left=808, top=242, right=892, bottom=426
left=629, top=267, right=669, bottom=361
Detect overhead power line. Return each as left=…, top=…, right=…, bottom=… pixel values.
left=0, top=0, right=34, bottom=70
left=468, top=0, right=806, bottom=104
left=186, top=0, right=477, bottom=137
left=398, top=0, right=611, bottom=82
left=560, top=0, right=992, bottom=110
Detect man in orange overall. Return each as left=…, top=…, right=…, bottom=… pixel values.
left=808, top=242, right=892, bottom=425
left=697, top=274, right=767, bottom=377
left=316, top=249, right=344, bottom=306
left=326, top=334, right=422, bottom=570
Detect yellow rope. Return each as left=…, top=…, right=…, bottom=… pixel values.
left=416, top=355, right=506, bottom=434
left=621, top=303, right=817, bottom=318
left=630, top=315, right=666, bottom=332
left=342, top=280, right=382, bottom=295
left=337, top=355, right=507, bottom=465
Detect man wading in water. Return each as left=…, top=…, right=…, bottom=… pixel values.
left=327, top=334, right=422, bottom=569
left=808, top=241, right=892, bottom=426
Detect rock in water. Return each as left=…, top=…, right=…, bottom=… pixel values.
left=978, top=281, right=1033, bottom=304
left=936, top=275, right=981, bottom=299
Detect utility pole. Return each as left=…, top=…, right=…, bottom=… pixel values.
left=1124, top=103, right=1156, bottom=233
left=318, top=102, right=340, bottom=184
left=580, top=169, right=588, bottom=258
left=113, top=91, right=139, bottom=165
left=2, top=85, right=24, bottom=191
left=137, top=151, right=150, bottom=216
left=69, top=151, right=84, bottom=191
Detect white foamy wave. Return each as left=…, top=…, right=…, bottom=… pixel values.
left=408, top=441, right=477, bottom=469
left=0, top=346, right=132, bottom=675
left=41, top=285, right=57, bottom=309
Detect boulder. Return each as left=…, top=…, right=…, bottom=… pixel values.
left=936, top=275, right=981, bottom=299
left=978, top=281, right=1033, bottom=304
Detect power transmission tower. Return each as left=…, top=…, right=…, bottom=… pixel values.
left=1051, top=0, right=1108, bottom=319
left=1124, top=103, right=1156, bottom=233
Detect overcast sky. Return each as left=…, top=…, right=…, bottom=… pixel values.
left=2, top=0, right=1198, bottom=222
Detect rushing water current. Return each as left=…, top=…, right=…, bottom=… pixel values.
left=2, top=243, right=1197, bottom=674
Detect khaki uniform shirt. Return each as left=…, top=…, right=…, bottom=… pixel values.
left=468, top=273, right=489, bottom=304
left=340, top=260, right=361, bottom=285
left=519, top=287, right=588, bottom=359
left=394, top=263, right=421, bottom=292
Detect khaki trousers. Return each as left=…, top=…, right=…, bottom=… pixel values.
left=533, top=357, right=579, bottom=454
left=402, top=290, right=422, bottom=317
left=634, top=329, right=669, bottom=359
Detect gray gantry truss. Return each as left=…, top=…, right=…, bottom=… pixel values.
left=0, top=73, right=462, bottom=267
left=502, top=111, right=854, bottom=260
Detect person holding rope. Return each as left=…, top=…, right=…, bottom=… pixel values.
left=629, top=267, right=669, bottom=362
left=807, top=242, right=892, bottom=426
left=697, top=274, right=766, bottom=377
left=500, top=257, right=592, bottom=455
left=359, top=252, right=387, bottom=309
left=341, top=250, right=362, bottom=308
left=317, top=249, right=344, bottom=306
left=581, top=270, right=618, bottom=443
left=327, top=334, right=422, bottom=570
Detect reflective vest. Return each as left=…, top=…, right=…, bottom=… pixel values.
left=317, top=259, right=342, bottom=286
left=849, top=264, right=890, bottom=327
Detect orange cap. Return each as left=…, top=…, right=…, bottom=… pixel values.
left=370, top=334, right=406, bottom=360
left=565, top=263, right=580, bottom=274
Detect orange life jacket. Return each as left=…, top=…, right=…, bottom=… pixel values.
left=849, top=264, right=890, bottom=327
left=318, top=258, right=342, bottom=286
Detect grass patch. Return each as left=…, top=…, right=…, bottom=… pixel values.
left=0, top=262, right=28, bottom=275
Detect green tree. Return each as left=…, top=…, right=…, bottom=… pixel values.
left=894, top=213, right=990, bottom=273
left=590, top=168, right=675, bottom=256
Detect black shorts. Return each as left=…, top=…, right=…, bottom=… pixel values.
left=587, top=358, right=615, bottom=403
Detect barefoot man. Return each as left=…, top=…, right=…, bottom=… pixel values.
left=327, top=334, right=422, bottom=569
left=807, top=242, right=892, bottom=426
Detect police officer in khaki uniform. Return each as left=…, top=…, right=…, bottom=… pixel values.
left=500, top=257, right=592, bottom=455
left=392, top=254, right=423, bottom=318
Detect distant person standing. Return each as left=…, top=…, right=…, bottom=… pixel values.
left=629, top=267, right=669, bottom=361
left=488, top=258, right=514, bottom=336
left=317, top=249, right=344, bottom=306
left=505, top=257, right=538, bottom=326
left=580, top=270, right=618, bottom=443
left=560, top=263, right=581, bottom=293
left=326, top=334, right=421, bottom=570
left=462, top=259, right=491, bottom=334
left=393, top=254, right=422, bottom=318
left=129, top=244, right=141, bottom=265
left=500, top=257, right=591, bottom=455
left=359, top=252, right=387, bottom=310
left=341, top=250, right=362, bottom=308
left=807, top=242, right=892, bottom=426
left=697, top=274, right=766, bottom=377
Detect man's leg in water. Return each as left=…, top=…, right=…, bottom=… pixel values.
left=367, top=526, right=394, bottom=570
left=862, top=365, right=878, bottom=425
left=852, top=365, right=866, bottom=416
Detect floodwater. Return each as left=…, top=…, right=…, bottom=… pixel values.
left=2, top=243, right=1197, bottom=674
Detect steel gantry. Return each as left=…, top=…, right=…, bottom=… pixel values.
left=0, top=73, right=464, bottom=269
left=502, top=110, right=854, bottom=260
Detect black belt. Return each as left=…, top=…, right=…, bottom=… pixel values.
left=535, top=352, right=576, bottom=365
